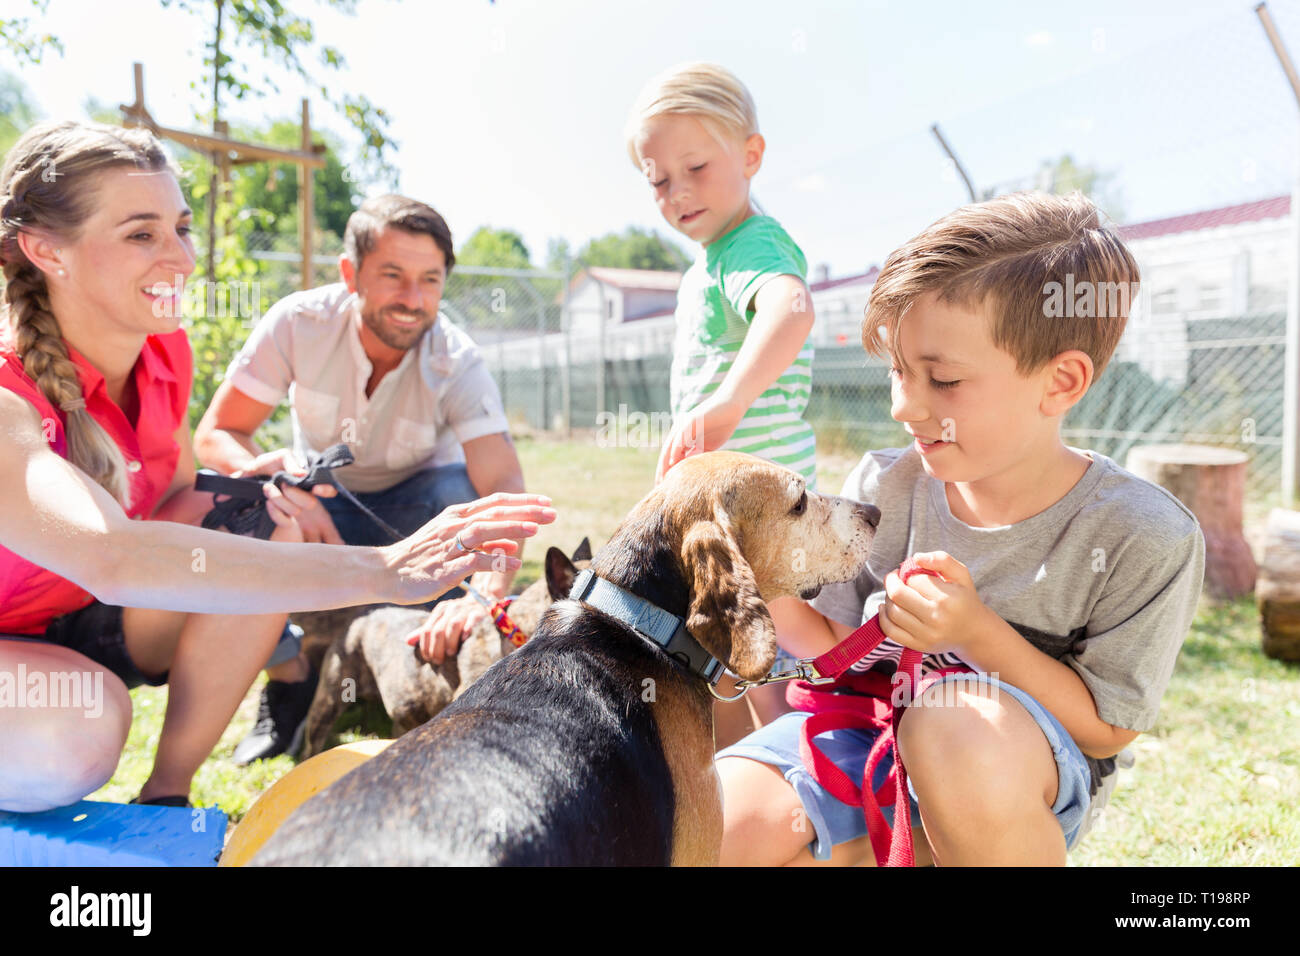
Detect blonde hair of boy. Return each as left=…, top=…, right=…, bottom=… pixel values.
left=624, top=61, right=759, bottom=168
left=864, top=191, right=1140, bottom=385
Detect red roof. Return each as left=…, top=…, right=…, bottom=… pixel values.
left=810, top=266, right=879, bottom=293
left=574, top=267, right=682, bottom=292
left=1119, top=195, right=1290, bottom=241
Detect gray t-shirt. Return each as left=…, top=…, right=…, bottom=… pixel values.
left=811, top=444, right=1205, bottom=795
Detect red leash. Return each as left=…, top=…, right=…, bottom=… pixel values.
left=787, top=558, right=973, bottom=866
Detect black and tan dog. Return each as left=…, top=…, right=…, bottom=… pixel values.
left=251, top=452, right=879, bottom=866
left=298, top=540, right=592, bottom=758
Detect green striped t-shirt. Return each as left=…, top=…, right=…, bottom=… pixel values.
left=670, top=215, right=817, bottom=486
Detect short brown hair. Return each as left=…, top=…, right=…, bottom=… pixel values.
left=864, top=191, right=1139, bottom=383
left=344, top=194, right=455, bottom=274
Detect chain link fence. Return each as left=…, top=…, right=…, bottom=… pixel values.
left=185, top=7, right=1300, bottom=522
left=433, top=8, right=1300, bottom=522
left=432, top=258, right=1287, bottom=518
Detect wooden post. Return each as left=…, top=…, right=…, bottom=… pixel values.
left=299, top=98, right=314, bottom=291
left=206, top=1, right=224, bottom=286
left=1257, top=508, right=1300, bottom=659
left=215, top=119, right=232, bottom=248
left=131, top=63, right=145, bottom=120
left=118, top=63, right=326, bottom=295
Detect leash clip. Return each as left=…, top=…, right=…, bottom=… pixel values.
left=707, top=680, right=751, bottom=702
left=730, top=657, right=837, bottom=695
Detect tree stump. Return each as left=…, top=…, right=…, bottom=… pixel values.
left=1124, top=444, right=1255, bottom=600
left=1255, top=508, right=1300, bottom=661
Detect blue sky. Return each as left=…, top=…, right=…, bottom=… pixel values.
left=9, top=0, right=1300, bottom=274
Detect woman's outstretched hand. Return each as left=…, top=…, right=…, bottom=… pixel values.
left=382, top=492, right=556, bottom=605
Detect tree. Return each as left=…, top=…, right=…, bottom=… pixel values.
left=161, top=0, right=399, bottom=185
left=574, top=226, right=690, bottom=272
left=0, top=1, right=62, bottom=66
left=222, top=120, right=361, bottom=239
left=544, top=237, right=572, bottom=273
left=447, top=228, right=550, bottom=338
left=175, top=121, right=360, bottom=424
left=0, top=71, right=41, bottom=156
left=1033, top=154, right=1126, bottom=223
left=457, top=227, right=532, bottom=269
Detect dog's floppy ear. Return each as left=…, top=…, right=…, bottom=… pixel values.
left=545, top=546, right=580, bottom=601
left=571, top=537, right=593, bottom=564
left=680, top=512, right=776, bottom=682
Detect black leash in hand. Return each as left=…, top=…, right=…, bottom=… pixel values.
left=196, top=443, right=404, bottom=542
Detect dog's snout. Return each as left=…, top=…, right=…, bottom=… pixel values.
left=857, top=504, right=881, bottom=529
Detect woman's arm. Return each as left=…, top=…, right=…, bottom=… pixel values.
left=0, top=389, right=552, bottom=613
left=150, top=412, right=214, bottom=526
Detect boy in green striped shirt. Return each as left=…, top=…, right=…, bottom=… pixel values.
left=626, top=62, right=817, bottom=739
left=625, top=62, right=818, bottom=488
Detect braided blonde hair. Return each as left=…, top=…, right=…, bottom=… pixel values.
left=0, top=120, right=175, bottom=506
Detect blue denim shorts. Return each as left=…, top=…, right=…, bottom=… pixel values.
left=715, top=672, right=1094, bottom=861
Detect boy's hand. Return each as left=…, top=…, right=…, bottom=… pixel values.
left=655, top=397, right=746, bottom=482
left=879, top=551, right=997, bottom=657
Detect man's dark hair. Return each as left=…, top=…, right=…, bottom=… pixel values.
left=344, top=194, right=456, bottom=274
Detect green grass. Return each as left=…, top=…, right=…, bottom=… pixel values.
left=90, top=435, right=1299, bottom=865
left=1069, top=597, right=1300, bottom=866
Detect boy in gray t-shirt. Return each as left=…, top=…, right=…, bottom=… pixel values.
left=811, top=443, right=1203, bottom=802
left=715, top=192, right=1207, bottom=866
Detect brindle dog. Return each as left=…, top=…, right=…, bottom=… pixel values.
left=298, top=540, right=591, bottom=758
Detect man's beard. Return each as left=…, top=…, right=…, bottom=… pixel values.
left=360, top=303, right=435, bottom=351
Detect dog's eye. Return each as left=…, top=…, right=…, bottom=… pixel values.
left=790, top=491, right=807, bottom=516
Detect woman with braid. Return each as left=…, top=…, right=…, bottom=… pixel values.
left=0, top=120, right=554, bottom=812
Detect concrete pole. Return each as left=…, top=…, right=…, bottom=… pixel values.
left=561, top=252, right=572, bottom=437
left=596, top=277, right=607, bottom=421
left=1257, top=3, right=1300, bottom=505
left=298, top=98, right=314, bottom=291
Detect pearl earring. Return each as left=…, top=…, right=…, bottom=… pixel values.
left=57, top=268, right=66, bottom=277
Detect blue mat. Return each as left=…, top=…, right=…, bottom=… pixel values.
left=0, top=800, right=227, bottom=866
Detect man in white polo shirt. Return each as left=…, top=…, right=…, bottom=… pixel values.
left=194, top=194, right=526, bottom=762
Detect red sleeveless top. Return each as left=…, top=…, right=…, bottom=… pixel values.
left=0, top=328, right=192, bottom=634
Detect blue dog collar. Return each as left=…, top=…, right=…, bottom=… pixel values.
left=569, top=569, right=724, bottom=685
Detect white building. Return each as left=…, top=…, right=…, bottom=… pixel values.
left=564, top=267, right=682, bottom=339
left=484, top=196, right=1294, bottom=375
left=1117, top=195, right=1290, bottom=385
left=552, top=263, right=882, bottom=365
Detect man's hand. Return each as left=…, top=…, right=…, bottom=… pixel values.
left=262, top=482, right=343, bottom=544
left=234, top=449, right=344, bottom=545
left=655, top=397, right=746, bottom=483
left=878, top=551, right=998, bottom=658
left=231, top=448, right=307, bottom=480
left=405, top=594, right=490, bottom=665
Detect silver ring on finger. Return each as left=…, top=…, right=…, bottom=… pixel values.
left=455, top=533, right=480, bottom=554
